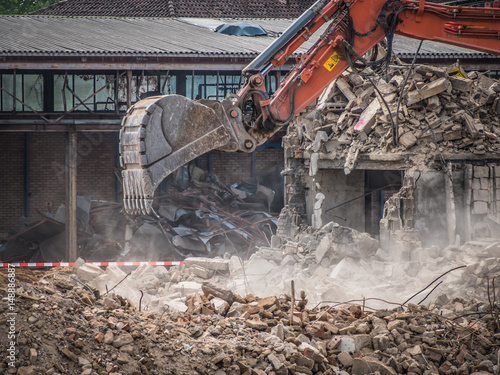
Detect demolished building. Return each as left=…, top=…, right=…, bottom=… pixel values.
left=282, top=60, right=500, bottom=259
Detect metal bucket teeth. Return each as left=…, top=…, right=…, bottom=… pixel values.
left=122, top=169, right=154, bottom=215
left=119, top=94, right=233, bottom=216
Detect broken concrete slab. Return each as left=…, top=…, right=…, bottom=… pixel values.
left=184, top=257, right=229, bottom=272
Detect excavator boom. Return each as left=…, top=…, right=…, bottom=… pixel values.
left=121, top=0, right=500, bottom=215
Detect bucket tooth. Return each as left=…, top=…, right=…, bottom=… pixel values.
left=120, top=95, right=233, bottom=215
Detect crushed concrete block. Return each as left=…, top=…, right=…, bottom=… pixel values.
left=336, top=77, right=356, bottom=102
left=372, top=334, right=390, bottom=351
left=407, top=77, right=451, bottom=105
left=163, top=299, right=188, bottom=312
left=354, top=98, right=380, bottom=134
left=73, top=257, right=86, bottom=271
left=485, top=242, right=500, bottom=257
left=242, top=255, right=277, bottom=277
left=183, top=257, right=229, bottom=272
left=449, top=75, right=473, bottom=92
left=336, top=335, right=371, bottom=353
left=227, top=301, right=246, bottom=318
left=399, top=132, right=417, bottom=149
left=312, top=130, right=329, bottom=152
left=280, top=254, right=297, bottom=267
left=310, top=152, right=319, bottom=176
left=352, top=357, right=397, bottom=375
left=131, top=264, right=156, bottom=280
left=210, top=297, right=230, bottom=315
left=190, top=265, right=215, bottom=279
left=171, top=281, right=202, bottom=296
left=202, top=281, right=234, bottom=304
left=315, top=235, right=332, bottom=263
left=105, top=264, right=127, bottom=280
left=76, top=263, right=105, bottom=282
left=153, top=266, right=170, bottom=281
left=338, top=351, right=354, bottom=367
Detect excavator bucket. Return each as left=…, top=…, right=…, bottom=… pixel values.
left=120, top=95, right=233, bottom=215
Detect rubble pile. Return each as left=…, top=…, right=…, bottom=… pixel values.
left=286, top=63, right=500, bottom=172
left=223, top=210, right=500, bottom=311
left=1, top=267, right=499, bottom=375
left=71, top=208, right=500, bottom=322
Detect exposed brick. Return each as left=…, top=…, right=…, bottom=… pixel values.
left=0, top=132, right=117, bottom=240
left=1, top=133, right=284, bottom=239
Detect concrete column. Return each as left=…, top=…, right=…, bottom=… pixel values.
left=65, top=132, right=78, bottom=262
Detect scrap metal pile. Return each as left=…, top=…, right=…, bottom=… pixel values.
left=285, top=62, right=500, bottom=173
left=0, top=166, right=277, bottom=263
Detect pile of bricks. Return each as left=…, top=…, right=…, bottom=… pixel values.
left=5, top=269, right=500, bottom=375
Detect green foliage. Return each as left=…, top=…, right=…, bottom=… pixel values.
left=0, top=0, right=60, bottom=15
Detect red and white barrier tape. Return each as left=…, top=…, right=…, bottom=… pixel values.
left=1, top=261, right=183, bottom=268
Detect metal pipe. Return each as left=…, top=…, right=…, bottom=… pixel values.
left=242, top=0, right=330, bottom=73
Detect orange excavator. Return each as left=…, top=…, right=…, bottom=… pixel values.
left=120, top=0, right=500, bottom=215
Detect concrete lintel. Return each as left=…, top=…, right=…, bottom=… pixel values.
left=0, top=119, right=121, bottom=132
left=315, top=152, right=500, bottom=171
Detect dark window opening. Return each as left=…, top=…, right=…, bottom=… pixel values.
left=364, top=170, right=403, bottom=237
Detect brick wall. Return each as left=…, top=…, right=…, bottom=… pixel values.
left=75, top=133, right=117, bottom=203
left=0, top=133, right=25, bottom=239
left=209, top=152, right=253, bottom=186
left=0, top=134, right=283, bottom=240
left=208, top=148, right=284, bottom=186
left=29, top=133, right=66, bottom=217
left=0, top=132, right=118, bottom=240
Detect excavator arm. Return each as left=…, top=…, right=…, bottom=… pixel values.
left=121, top=0, right=500, bottom=215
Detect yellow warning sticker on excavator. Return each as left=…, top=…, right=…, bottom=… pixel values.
left=324, top=51, right=341, bottom=71
left=448, top=68, right=466, bottom=78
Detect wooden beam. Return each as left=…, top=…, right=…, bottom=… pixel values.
left=65, top=132, right=78, bottom=262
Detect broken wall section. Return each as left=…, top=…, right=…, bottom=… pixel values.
left=283, top=60, right=500, bottom=249
left=379, top=162, right=500, bottom=259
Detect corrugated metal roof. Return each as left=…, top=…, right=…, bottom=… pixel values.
left=29, top=0, right=491, bottom=18
left=0, top=15, right=493, bottom=59
left=30, top=0, right=316, bottom=18
left=0, top=16, right=305, bottom=56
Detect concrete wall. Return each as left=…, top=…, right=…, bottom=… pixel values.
left=306, top=169, right=365, bottom=232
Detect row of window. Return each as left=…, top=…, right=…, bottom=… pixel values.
left=0, top=72, right=278, bottom=113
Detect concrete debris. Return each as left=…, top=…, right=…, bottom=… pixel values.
left=1, top=265, right=499, bottom=375
left=284, top=62, right=500, bottom=171
left=0, top=168, right=278, bottom=263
